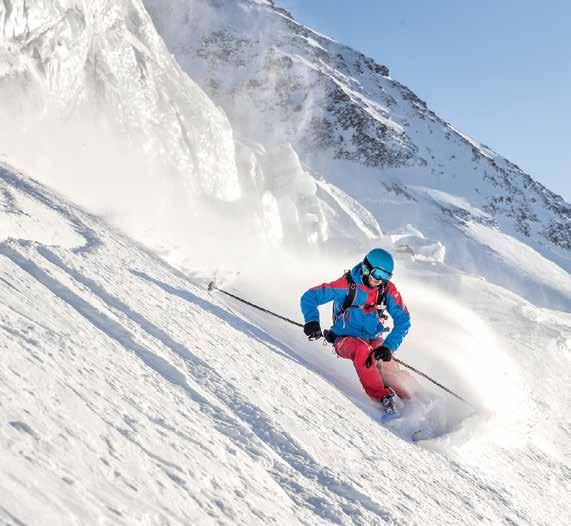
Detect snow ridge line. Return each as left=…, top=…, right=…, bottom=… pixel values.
left=0, top=165, right=102, bottom=254
left=20, top=244, right=395, bottom=524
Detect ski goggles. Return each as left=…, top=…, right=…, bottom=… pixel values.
left=369, top=267, right=392, bottom=281
left=363, top=259, right=393, bottom=281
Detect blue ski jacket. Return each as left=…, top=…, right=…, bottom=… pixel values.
left=300, top=263, right=411, bottom=351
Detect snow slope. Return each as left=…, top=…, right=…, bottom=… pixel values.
left=1, top=162, right=569, bottom=525
left=1, top=1, right=570, bottom=524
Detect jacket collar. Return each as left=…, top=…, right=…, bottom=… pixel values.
left=350, top=263, right=366, bottom=286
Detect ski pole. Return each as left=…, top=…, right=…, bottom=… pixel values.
left=208, top=281, right=477, bottom=410
left=390, top=357, right=477, bottom=409
left=207, top=281, right=304, bottom=328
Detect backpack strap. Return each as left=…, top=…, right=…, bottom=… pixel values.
left=337, top=271, right=357, bottom=319
left=335, top=272, right=387, bottom=322
left=376, top=282, right=388, bottom=321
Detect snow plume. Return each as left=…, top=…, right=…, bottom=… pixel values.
left=404, top=278, right=528, bottom=441
left=223, top=249, right=534, bottom=463
left=0, top=0, right=244, bottom=262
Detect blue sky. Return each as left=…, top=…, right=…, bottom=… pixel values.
left=279, top=0, right=571, bottom=202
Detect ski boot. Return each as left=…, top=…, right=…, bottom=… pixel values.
left=380, top=389, right=400, bottom=422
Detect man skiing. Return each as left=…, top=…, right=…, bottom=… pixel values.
left=300, top=248, right=413, bottom=420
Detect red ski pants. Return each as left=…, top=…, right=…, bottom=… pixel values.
left=334, top=336, right=415, bottom=401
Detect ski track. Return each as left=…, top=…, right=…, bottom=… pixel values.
left=1, top=242, right=396, bottom=525
left=0, top=506, right=28, bottom=526
left=130, top=269, right=305, bottom=366
left=0, top=165, right=102, bottom=254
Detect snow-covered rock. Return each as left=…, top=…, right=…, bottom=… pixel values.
left=0, top=0, right=240, bottom=205
left=391, top=225, right=446, bottom=263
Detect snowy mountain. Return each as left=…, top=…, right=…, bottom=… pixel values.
left=2, top=0, right=569, bottom=308
left=1, top=1, right=570, bottom=524
left=143, top=0, right=571, bottom=310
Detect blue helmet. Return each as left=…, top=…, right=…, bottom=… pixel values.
left=362, top=248, right=394, bottom=281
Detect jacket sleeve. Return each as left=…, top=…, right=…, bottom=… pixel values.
left=383, top=282, right=411, bottom=351
left=300, top=276, right=347, bottom=324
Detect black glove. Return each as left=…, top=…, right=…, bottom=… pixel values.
left=375, top=346, right=392, bottom=362
left=323, top=329, right=338, bottom=344
left=303, top=321, right=322, bottom=340
left=365, top=345, right=392, bottom=368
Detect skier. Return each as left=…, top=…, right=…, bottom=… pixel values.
left=300, top=248, right=414, bottom=420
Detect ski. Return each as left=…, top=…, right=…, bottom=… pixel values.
left=411, top=429, right=432, bottom=442
left=380, top=411, right=401, bottom=423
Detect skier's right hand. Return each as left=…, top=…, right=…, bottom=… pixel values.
left=303, top=321, right=322, bottom=340
left=374, top=346, right=392, bottom=362
left=365, top=346, right=392, bottom=368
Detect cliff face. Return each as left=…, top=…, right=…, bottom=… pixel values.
left=143, top=0, right=570, bottom=272
left=0, top=0, right=239, bottom=201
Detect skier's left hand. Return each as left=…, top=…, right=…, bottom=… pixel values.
left=365, top=345, right=392, bottom=368
left=323, top=329, right=337, bottom=344
left=374, top=346, right=392, bottom=362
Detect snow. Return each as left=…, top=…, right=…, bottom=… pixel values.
left=0, top=1, right=570, bottom=524
left=390, top=225, right=446, bottom=263
left=411, top=186, right=493, bottom=221
left=0, top=184, right=84, bottom=248
left=1, top=163, right=569, bottom=524
left=316, top=180, right=383, bottom=241
left=464, top=221, right=571, bottom=306
left=0, top=0, right=241, bottom=217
